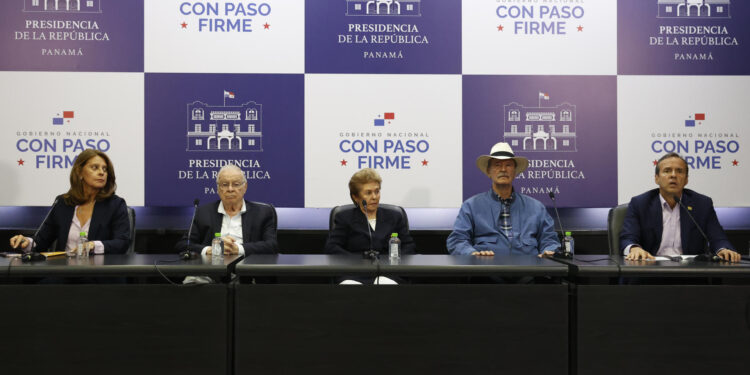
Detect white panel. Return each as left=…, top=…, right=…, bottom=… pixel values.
left=618, top=75, right=748, bottom=206
left=145, top=0, right=304, bottom=73
left=305, top=74, right=463, bottom=208
left=0, top=71, right=145, bottom=206
left=462, top=0, right=617, bottom=75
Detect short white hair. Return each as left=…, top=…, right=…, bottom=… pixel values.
left=216, top=164, right=247, bottom=185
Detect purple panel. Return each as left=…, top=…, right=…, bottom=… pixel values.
left=618, top=0, right=750, bottom=75
left=145, top=73, right=304, bottom=207
left=305, top=0, right=461, bottom=74
left=0, top=0, right=144, bottom=72
left=462, top=75, right=618, bottom=208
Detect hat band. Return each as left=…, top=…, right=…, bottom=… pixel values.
left=490, top=151, right=515, bottom=158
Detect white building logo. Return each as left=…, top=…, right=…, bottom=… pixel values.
left=503, top=92, right=577, bottom=152
left=346, top=0, right=421, bottom=17
left=23, top=0, right=102, bottom=13
left=186, top=92, right=263, bottom=152
left=657, top=0, right=731, bottom=19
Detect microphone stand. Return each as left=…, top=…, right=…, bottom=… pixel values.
left=674, top=195, right=720, bottom=262
left=361, top=199, right=379, bottom=260
left=22, top=197, right=59, bottom=262
left=549, top=192, right=572, bottom=259
left=180, top=199, right=201, bottom=260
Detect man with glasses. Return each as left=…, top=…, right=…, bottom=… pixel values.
left=620, top=152, right=740, bottom=262
left=175, top=164, right=278, bottom=256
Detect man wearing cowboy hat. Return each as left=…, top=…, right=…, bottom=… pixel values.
left=447, top=142, right=560, bottom=256
left=620, top=152, right=740, bottom=262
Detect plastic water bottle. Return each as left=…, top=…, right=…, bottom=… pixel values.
left=77, top=231, right=89, bottom=259
left=211, top=233, right=224, bottom=261
left=563, top=231, right=575, bottom=255
left=388, top=233, right=401, bottom=260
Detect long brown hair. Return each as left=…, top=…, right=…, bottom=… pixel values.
left=63, top=149, right=117, bottom=206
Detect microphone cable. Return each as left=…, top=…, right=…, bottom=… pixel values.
left=373, top=255, right=381, bottom=285
left=5, top=256, right=18, bottom=280
left=153, top=257, right=208, bottom=287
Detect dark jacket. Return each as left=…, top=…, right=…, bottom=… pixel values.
left=619, top=188, right=733, bottom=255
left=325, top=205, right=415, bottom=255
left=36, top=194, right=131, bottom=254
left=175, top=200, right=278, bottom=254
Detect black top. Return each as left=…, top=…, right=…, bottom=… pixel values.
left=35, top=194, right=131, bottom=254
left=325, top=205, right=416, bottom=255
left=237, top=254, right=567, bottom=278
left=5, top=254, right=242, bottom=278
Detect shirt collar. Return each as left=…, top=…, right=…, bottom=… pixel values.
left=218, top=200, right=247, bottom=216
left=491, top=189, right=515, bottom=205
left=659, top=193, right=681, bottom=211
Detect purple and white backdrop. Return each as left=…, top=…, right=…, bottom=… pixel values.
left=2, top=0, right=749, bottom=215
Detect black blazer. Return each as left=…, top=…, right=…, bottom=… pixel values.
left=325, top=205, right=415, bottom=255
left=175, top=200, right=278, bottom=254
left=619, top=188, right=734, bottom=255
left=35, top=194, right=131, bottom=254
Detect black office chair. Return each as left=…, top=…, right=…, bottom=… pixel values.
left=607, top=204, right=628, bottom=257
left=251, top=201, right=278, bottom=233
left=328, top=204, right=409, bottom=231
left=126, top=207, right=136, bottom=254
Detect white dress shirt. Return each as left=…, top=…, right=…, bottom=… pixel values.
left=200, top=201, right=247, bottom=256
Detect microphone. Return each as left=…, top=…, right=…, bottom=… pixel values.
left=361, top=199, right=378, bottom=260
left=22, top=197, right=60, bottom=262
left=179, top=199, right=200, bottom=260
left=548, top=192, right=572, bottom=259
left=673, top=195, right=720, bottom=262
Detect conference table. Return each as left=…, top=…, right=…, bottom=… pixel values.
left=559, top=255, right=750, bottom=375
left=2, top=253, right=750, bottom=375
left=0, top=253, right=241, bottom=375
left=234, top=254, right=570, bottom=375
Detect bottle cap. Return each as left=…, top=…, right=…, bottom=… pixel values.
left=214, top=233, right=221, bottom=237
left=565, top=231, right=572, bottom=236
left=80, top=231, right=87, bottom=236
left=391, top=233, right=398, bottom=237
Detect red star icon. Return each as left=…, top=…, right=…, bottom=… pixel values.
left=652, top=160, right=658, bottom=166
left=17, top=159, right=25, bottom=166
left=421, top=159, right=429, bottom=166
left=577, top=25, right=583, bottom=32
left=181, top=22, right=187, bottom=29
left=497, top=25, right=504, bottom=31
left=263, top=23, right=270, bottom=29
left=340, top=159, right=348, bottom=166
left=732, top=160, right=739, bottom=166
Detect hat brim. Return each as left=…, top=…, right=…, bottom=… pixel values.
left=476, top=155, right=529, bottom=178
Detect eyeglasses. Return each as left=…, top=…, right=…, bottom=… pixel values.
left=218, top=181, right=245, bottom=190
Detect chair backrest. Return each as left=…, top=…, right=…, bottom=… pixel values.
left=607, top=204, right=628, bottom=257
left=329, top=204, right=409, bottom=232
left=127, top=207, right=136, bottom=254
left=250, top=201, right=278, bottom=232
